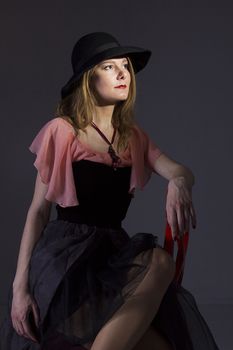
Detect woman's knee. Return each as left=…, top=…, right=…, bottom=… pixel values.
left=133, top=325, right=174, bottom=350
left=150, top=246, right=176, bottom=279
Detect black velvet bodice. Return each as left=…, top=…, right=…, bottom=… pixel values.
left=56, top=159, right=133, bottom=229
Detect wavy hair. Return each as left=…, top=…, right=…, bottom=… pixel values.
left=54, top=56, right=136, bottom=154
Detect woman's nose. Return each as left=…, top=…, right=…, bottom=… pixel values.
left=117, top=68, right=126, bottom=79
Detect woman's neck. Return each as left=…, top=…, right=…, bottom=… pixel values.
left=92, top=105, right=115, bottom=130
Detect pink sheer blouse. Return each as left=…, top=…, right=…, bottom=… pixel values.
left=29, top=117, right=163, bottom=207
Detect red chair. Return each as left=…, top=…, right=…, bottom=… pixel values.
left=163, top=219, right=189, bottom=286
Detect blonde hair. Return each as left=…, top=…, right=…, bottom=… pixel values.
left=54, top=56, right=136, bottom=153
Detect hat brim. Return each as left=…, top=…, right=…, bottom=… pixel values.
left=61, top=46, right=151, bottom=99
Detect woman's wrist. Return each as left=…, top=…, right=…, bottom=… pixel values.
left=12, top=284, right=29, bottom=296
left=169, top=169, right=195, bottom=190
left=169, top=176, right=189, bottom=187
left=13, top=276, right=29, bottom=294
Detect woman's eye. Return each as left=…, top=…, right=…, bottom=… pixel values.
left=103, top=63, right=129, bottom=70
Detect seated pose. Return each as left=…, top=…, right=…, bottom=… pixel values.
left=0, top=32, right=220, bottom=350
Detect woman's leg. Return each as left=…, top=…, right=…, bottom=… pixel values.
left=90, top=246, right=176, bottom=350
left=84, top=326, right=173, bottom=350
left=132, top=325, right=174, bottom=350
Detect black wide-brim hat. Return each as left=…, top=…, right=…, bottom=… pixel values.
left=61, top=32, right=152, bottom=99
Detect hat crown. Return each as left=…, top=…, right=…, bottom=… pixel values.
left=71, top=32, right=120, bottom=71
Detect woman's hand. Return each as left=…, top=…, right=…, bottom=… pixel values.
left=11, top=289, right=40, bottom=343
left=166, top=176, right=197, bottom=240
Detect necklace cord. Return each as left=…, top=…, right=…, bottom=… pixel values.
left=90, top=122, right=121, bottom=169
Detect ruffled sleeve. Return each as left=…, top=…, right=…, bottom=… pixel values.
left=129, top=123, right=163, bottom=193
left=29, top=117, right=79, bottom=207
left=140, top=125, right=163, bottom=172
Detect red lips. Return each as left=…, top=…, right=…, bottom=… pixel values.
left=115, top=84, right=127, bottom=88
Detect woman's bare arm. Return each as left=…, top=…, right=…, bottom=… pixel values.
left=153, top=153, right=195, bottom=188
left=153, top=153, right=196, bottom=238
left=12, top=173, right=52, bottom=294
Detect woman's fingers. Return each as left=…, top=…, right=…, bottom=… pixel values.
left=21, top=316, right=38, bottom=342
left=12, top=319, right=24, bottom=337
left=13, top=319, right=30, bottom=340
left=168, top=208, right=179, bottom=240
left=166, top=179, right=197, bottom=239
left=11, top=298, right=40, bottom=342
left=176, top=204, right=185, bottom=236
left=168, top=203, right=193, bottom=240
left=184, top=207, right=190, bottom=232
left=190, top=202, right=197, bottom=228
left=31, top=302, right=40, bottom=328
left=12, top=314, right=24, bottom=337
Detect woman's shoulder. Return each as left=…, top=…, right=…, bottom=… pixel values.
left=130, top=122, right=162, bottom=153
left=42, top=116, right=75, bottom=135
left=29, top=116, right=76, bottom=155
left=130, top=122, right=148, bottom=141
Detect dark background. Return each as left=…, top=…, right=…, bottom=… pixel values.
left=0, top=1, right=232, bottom=347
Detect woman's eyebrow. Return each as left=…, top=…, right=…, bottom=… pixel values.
left=102, top=58, right=128, bottom=64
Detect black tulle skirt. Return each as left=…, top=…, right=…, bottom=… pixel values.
left=0, top=219, right=220, bottom=350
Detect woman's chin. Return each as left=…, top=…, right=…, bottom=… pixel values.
left=96, top=96, right=128, bottom=106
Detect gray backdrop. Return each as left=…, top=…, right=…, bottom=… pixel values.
left=0, top=1, right=232, bottom=345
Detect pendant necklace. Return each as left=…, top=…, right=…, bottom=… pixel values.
left=90, top=121, right=121, bottom=170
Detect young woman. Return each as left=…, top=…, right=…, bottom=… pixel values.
left=0, top=32, right=219, bottom=350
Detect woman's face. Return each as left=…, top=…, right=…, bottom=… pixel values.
left=91, top=57, right=131, bottom=105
